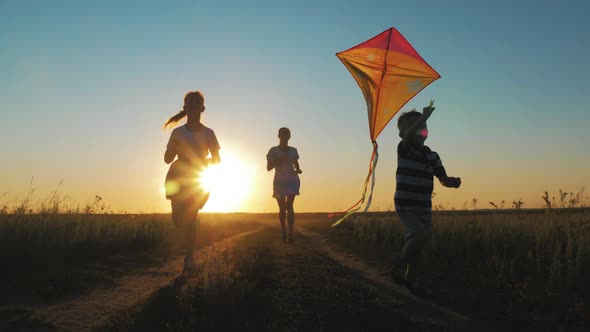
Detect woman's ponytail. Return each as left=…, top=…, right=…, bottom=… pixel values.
left=163, top=91, right=204, bottom=129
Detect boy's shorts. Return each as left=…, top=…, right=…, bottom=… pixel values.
left=396, top=208, right=432, bottom=240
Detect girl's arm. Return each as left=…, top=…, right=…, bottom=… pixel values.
left=294, top=160, right=302, bottom=174
left=267, top=156, right=286, bottom=171
left=267, top=150, right=288, bottom=171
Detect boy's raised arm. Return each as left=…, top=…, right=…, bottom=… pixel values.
left=401, top=101, right=435, bottom=141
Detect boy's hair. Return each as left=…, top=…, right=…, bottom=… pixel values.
left=397, top=110, right=422, bottom=138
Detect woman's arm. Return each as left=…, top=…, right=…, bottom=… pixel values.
left=164, top=133, right=177, bottom=164
left=164, top=147, right=176, bottom=164
left=267, top=152, right=289, bottom=171
left=208, top=149, right=220, bottom=165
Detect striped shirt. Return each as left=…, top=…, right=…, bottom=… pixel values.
left=394, top=140, right=446, bottom=211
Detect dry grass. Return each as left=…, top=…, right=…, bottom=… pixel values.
left=0, top=190, right=257, bottom=285
left=329, top=203, right=590, bottom=329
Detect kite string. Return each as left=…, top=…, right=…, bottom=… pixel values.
left=330, top=141, right=379, bottom=227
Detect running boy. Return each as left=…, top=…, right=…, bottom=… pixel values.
left=393, top=101, right=461, bottom=292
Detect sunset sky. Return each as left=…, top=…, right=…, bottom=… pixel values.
left=1, top=0, right=589, bottom=213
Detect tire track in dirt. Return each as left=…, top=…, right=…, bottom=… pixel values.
left=294, top=226, right=491, bottom=331
left=19, top=227, right=263, bottom=332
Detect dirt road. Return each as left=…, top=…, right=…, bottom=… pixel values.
left=104, top=222, right=487, bottom=331
left=4, top=220, right=488, bottom=331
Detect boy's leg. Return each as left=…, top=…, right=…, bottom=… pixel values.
left=402, top=230, right=428, bottom=283
left=403, top=210, right=432, bottom=284
left=398, top=210, right=430, bottom=283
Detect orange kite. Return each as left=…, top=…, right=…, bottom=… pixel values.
left=331, top=27, right=440, bottom=226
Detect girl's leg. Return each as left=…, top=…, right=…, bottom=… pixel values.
left=286, top=195, right=296, bottom=240
left=275, top=197, right=287, bottom=239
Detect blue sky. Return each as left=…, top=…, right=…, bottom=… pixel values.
left=1, top=0, right=589, bottom=212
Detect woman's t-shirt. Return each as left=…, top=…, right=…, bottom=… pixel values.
left=167, top=124, right=220, bottom=166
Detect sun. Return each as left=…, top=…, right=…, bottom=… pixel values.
left=195, top=152, right=254, bottom=212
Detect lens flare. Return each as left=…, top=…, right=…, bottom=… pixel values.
left=195, top=153, right=254, bottom=212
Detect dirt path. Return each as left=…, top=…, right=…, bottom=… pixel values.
left=6, top=228, right=263, bottom=332
left=295, top=226, right=487, bottom=331
left=106, top=224, right=489, bottom=331
left=6, top=221, right=490, bottom=331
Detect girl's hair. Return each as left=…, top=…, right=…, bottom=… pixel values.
left=164, top=91, right=205, bottom=129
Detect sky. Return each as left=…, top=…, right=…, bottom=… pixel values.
left=1, top=0, right=589, bottom=213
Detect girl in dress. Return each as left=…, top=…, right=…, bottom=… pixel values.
left=266, top=127, right=302, bottom=243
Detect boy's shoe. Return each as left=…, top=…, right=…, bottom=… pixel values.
left=391, top=272, right=408, bottom=286
left=287, top=235, right=295, bottom=243
left=405, top=282, right=427, bottom=297
left=391, top=270, right=429, bottom=296
left=183, top=255, right=198, bottom=273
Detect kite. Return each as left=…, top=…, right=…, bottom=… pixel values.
left=331, top=27, right=441, bottom=226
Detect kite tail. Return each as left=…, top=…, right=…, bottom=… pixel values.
left=363, top=141, right=379, bottom=212
left=330, top=141, right=379, bottom=227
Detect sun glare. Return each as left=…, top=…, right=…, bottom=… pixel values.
left=196, top=153, right=254, bottom=212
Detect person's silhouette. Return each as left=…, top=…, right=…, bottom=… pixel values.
left=164, top=90, right=220, bottom=273
left=266, top=127, right=302, bottom=243
left=392, top=103, right=461, bottom=294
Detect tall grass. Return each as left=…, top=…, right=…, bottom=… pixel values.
left=0, top=214, right=170, bottom=278
left=0, top=192, right=256, bottom=282
left=334, top=207, right=590, bottom=328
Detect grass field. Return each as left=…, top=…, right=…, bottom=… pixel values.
left=1, top=193, right=589, bottom=330
left=0, top=206, right=259, bottom=306
left=310, top=208, right=590, bottom=330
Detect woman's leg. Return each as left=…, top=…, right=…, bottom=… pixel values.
left=171, top=200, right=197, bottom=259
left=275, top=197, right=287, bottom=240
left=286, top=195, right=296, bottom=239
left=184, top=200, right=200, bottom=258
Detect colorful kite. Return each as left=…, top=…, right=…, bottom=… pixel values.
left=331, top=27, right=441, bottom=226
